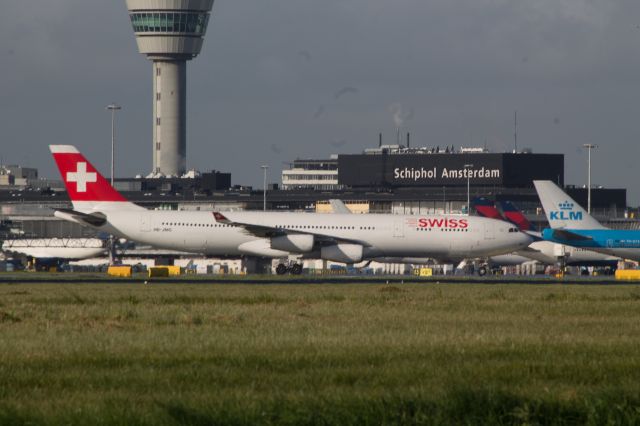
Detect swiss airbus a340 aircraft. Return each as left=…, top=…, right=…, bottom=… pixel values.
left=50, top=145, right=532, bottom=273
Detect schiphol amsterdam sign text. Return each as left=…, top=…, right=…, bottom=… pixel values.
left=393, top=166, right=500, bottom=182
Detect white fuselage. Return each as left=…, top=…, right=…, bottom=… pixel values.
left=93, top=210, right=532, bottom=261
left=1, top=238, right=106, bottom=260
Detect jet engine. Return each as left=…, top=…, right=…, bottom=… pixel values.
left=271, top=234, right=314, bottom=253
left=321, top=244, right=363, bottom=263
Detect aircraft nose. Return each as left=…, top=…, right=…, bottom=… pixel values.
left=517, top=232, right=534, bottom=248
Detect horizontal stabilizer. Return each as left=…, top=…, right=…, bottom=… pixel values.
left=523, top=230, right=543, bottom=241
left=551, top=229, right=593, bottom=242
left=54, top=209, right=107, bottom=227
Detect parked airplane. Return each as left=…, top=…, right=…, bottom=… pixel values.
left=473, top=198, right=619, bottom=267
left=1, top=238, right=106, bottom=260
left=1, top=238, right=107, bottom=271
left=49, top=145, right=533, bottom=273
left=534, top=180, right=640, bottom=261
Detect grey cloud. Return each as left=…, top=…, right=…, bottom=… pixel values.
left=1, top=0, right=640, bottom=203
left=334, top=87, right=359, bottom=99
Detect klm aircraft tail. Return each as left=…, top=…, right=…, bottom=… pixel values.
left=533, top=180, right=606, bottom=230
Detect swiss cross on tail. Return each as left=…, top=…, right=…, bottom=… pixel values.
left=49, top=145, right=127, bottom=202
left=66, top=162, right=97, bottom=192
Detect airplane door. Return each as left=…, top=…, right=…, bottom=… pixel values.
left=393, top=218, right=404, bottom=238
left=139, top=215, right=152, bottom=232
left=484, top=223, right=495, bottom=240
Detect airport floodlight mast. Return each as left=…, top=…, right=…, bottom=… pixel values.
left=261, top=165, right=269, bottom=211
left=583, top=144, right=598, bottom=214
left=106, top=103, right=121, bottom=186
left=105, top=103, right=121, bottom=266
left=126, top=0, right=214, bottom=177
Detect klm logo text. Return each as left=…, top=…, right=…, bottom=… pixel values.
left=550, top=211, right=583, bottom=221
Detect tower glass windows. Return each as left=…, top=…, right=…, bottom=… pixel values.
left=130, top=12, right=210, bottom=35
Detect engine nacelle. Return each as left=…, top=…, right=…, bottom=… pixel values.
left=321, top=244, right=363, bottom=263
left=238, top=239, right=289, bottom=258
left=271, top=234, right=314, bottom=253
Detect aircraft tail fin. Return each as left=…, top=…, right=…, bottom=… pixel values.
left=533, top=180, right=606, bottom=230
left=472, top=197, right=505, bottom=221
left=50, top=145, right=145, bottom=213
left=329, top=199, right=352, bottom=214
left=499, top=201, right=536, bottom=231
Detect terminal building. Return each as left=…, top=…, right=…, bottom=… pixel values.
left=279, top=145, right=625, bottom=220
left=281, top=157, right=341, bottom=191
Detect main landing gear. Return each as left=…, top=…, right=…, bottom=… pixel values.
left=275, top=262, right=303, bottom=275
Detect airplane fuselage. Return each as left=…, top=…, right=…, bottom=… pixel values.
left=542, top=228, right=640, bottom=261
left=96, top=210, right=531, bottom=260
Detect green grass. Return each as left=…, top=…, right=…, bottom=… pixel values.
left=0, top=283, right=640, bottom=425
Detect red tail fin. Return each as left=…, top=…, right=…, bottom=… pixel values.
left=499, top=201, right=535, bottom=231
left=50, top=145, right=126, bottom=202
left=472, top=197, right=505, bottom=220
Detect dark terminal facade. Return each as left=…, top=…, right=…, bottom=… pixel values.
left=338, top=152, right=564, bottom=189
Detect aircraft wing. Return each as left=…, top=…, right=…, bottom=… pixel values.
left=551, top=229, right=593, bottom=242
left=212, top=212, right=369, bottom=246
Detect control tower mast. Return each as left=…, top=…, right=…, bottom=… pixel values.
left=126, top=0, right=214, bottom=176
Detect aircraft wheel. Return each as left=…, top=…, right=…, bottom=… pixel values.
left=478, top=266, right=488, bottom=276
left=290, top=264, right=303, bottom=275
left=276, top=263, right=288, bottom=275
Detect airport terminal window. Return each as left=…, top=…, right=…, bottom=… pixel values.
left=130, top=12, right=210, bottom=35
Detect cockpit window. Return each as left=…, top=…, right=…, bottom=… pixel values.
left=508, top=227, right=519, bottom=233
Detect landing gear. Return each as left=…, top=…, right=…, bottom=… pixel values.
left=275, top=262, right=303, bottom=275
left=275, top=263, right=288, bottom=275
left=478, top=265, right=488, bottom=276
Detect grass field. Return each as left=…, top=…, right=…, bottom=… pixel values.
left=1, top=282, right=640, bottom=425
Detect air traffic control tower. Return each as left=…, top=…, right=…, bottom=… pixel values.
left=126, top=0, right=214, bottom=177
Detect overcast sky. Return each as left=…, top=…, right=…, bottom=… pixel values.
left=2, top=0, right=640, bottom=203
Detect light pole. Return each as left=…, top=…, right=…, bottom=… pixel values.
left=106, top=103, right=121, bottom=186
left=583, top=144, right=597, bottom=214
left=105, top=103, right=121, bottom=265
left=464, top=164, right=473, bottom=215
left=261, top=165, right=269, bottom=211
